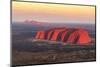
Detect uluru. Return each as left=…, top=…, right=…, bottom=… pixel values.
left=34, top=28, right=91, bottom=45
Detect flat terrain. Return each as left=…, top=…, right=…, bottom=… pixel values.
left=12, top=48, right=95, bottom=66
left=12, top=40, right=96, bottom=66
left=12, top=23, right=96, bottom=66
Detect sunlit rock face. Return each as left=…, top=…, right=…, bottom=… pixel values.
left=35, top=28, right=91, bottom=45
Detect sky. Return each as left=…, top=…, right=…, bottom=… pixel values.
left=12, top=1, right=95, bottom=24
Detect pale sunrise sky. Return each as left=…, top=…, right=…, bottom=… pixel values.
left=12, top=1, right=95, bottom=24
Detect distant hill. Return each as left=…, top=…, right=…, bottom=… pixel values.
left=23, top=20, right=49, bottom=26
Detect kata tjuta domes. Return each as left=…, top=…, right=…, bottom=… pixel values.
left=35, top=28, right=91, bottom=45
